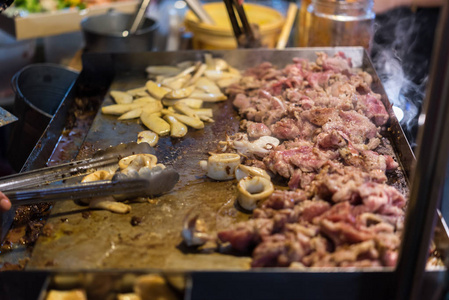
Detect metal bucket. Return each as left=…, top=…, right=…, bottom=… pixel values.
left=81, top=11, right=159, bottom=52
left=7, top=64, right=78, bottom=172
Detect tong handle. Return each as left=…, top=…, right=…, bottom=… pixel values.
left=4, top=179, right=150, bottom=207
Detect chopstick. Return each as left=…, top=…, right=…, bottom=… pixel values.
left=276, top=3, right=298, bottom=49
left=223, top=0, right=261, bottom=48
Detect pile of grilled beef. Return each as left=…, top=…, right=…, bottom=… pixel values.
left=218, top=52, right=407, bottom=268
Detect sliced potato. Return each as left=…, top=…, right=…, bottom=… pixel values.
left=164, top=85, right=195, bottom=100
left=190, top=90, right=227, bottom=102
left=162, top=98, right=204, bottom=108
left=162, top=110, right=204, bottom=129
left=102, top=103, right=145, bottom=115
left=146, top=80, right=170, bottom=100
left=110, top=90, right=133, bottom=104
left=118, top=108, right=142, bottom=120
left=141, top=112, right=170, bottom=136
left=146, top=66, right=181, bottom=77
left=137, top=130, right=159, bottom=147
left=163, top=115, right=188, bottom=138
left=195, top=77, right=221, bottom=94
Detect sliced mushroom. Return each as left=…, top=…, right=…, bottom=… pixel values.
left=237, top=176, right=274, bottom=211
left=137, top=130, right=159, bottom=147
left=110, top=90, right=133, bottom=104
left=163, top=114, right=188, bottom=138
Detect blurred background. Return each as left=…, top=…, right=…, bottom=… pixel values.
left=0, top=0, right=442, bottom=174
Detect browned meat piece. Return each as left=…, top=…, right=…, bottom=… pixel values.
left=251, top=232, right=311, bottom=267
left=288, top=169, right=316, bottom=190
left=357, top=93, right=390, bottom=126
left=223, top=53, right=406, bottom=268
left=316, top=51, right=353, bottom=73
left=302, top=107, right=338, bottom=126
left=320, top=219, right=373, bottom=246
left=261, top=189, right=308, bottom=210
left=243, top=120, right=272, bottom=138
left=218, top=219, right=274, bottom=252
left=270, top=118, right=300, bottom=140
left=233, top=93, right=251, bottom=110
left=323, top=110, right=378, bottom=145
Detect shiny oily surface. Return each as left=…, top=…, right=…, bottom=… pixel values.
left=25, top=48, right=416, bottom=271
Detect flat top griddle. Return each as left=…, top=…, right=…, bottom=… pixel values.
left=20, top=48, right=422, bottom=271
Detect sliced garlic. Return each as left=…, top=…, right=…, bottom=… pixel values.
left=137, top=130, right=159, bottom=147
left=146, top=80, right=170, bottom=100
left=163, top=114, right=188, bottom=138
left=110, top=90, right=133, bottom=104
left=118, top=108, right=142, bottom=120
left=141, top=111, right=170, bottom=136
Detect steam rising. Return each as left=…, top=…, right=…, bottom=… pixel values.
left=371, top=9, right=432, bottom=149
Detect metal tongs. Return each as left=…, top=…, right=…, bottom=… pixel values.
left=0, top=142, right=179, bottom=206
left=223, top=0, right=261, bottom=48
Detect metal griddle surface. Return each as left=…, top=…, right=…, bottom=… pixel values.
left=27, top=48, right=416, bottom=271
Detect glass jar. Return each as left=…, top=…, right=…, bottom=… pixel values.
left=305, top=0, right=375, bottom=50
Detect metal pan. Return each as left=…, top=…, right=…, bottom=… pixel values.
left=3, top=48, right=446, bottom=299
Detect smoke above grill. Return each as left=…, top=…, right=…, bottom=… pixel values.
left=371, top=7, right=439, bottom=149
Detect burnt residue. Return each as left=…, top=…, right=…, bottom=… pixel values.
left=131, top=216, right=143, bottom=226
left=82, top=211, right=91, bottom=219
left=1, top=77, right=108, bottom=269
